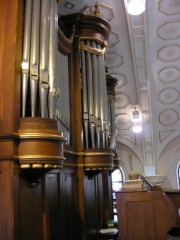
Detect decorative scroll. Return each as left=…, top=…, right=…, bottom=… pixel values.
left=58, top=26, right=75, bottom=54
left=80, top=41, right=108, bottom=55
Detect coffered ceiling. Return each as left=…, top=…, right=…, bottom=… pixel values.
left=59, top=0, right=180, bottom=167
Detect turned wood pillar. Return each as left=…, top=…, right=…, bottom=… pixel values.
left=0, top=0, right=23, bottom=239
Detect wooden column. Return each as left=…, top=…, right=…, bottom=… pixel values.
left=0, top=0, right=23, bottom=239
left=73, top=36, right=86, bottom=240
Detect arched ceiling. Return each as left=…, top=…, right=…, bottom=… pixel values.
left=59, top=0, right=180, bottom=166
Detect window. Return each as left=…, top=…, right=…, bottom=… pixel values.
left=111, top=167, right=125, bottom=221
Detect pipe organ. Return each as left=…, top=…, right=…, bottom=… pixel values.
left=61, top=11, right=114, bottom=172
left=19, top=0, right=115, bottom=174
left=19, top=0, right=74, bottom=170
left=2, top=1, right=180, bottom=239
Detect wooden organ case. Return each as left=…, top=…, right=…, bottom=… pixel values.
left=1, top=1, right=179, bottom=240
left=0, top=0, right=115, bottom=239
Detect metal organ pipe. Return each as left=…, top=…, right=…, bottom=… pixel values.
left=80, top=39, right=109, bottom=149
left=91, top=41, right=101, bottom=149
left=108, top=95, right=116, bottom=150
left=63, top=55, right=70, bottom=143
left=86, top=41, right=94, bottom=116
left=81, top=42, right=89, bottom=148
left=86, top=40, right=95, bottom=149
left=100, top=49, right=109, bottom=148
left=22, top=0, right=32, bottom=117
left=39, top=0, right=50, bottom=118
left=56, top=51, right=70, bottom=144
left=30, top=0, right=40, bottom=117
left=48, top=0, right=58, bottom=119
left=97, top=43, right=105, bottom=148
left=91, top=41, right=99, bottom=119
left=21, top=0, right=73, bottom=145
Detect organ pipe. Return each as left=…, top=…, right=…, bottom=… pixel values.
left=21, top=0, right=72, bottom=144
left=80, top=39, right=109, bottom=149
left=86, top=41, right=96, bottom=148
left=48, top=0, right=59, bottom=119
left=100, top=51, right=109, bottom=148
left=97, top=43, right=105, bottom=148
left=56, top=51, right=70, bottom=144
left=106, top=72, right=118, bottom=150
left=81, top=43, right=89, bottom=148
left=91, top=41, right=101, bottom=149
left=22, top=0, right=32, bottom=117
left=39, top=0, right=50, bottom=118
left=30, top=0, right=40, bottom=117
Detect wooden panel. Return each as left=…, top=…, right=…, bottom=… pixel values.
left=101, top=171, right=114, bottom=222
left=18, top=167, right=78, bottom=240
left=84, top=175, right=99, bottom=240
left=97, top=172, right=113, bottom=228
left=0, top=161, right=19, bottom=240
left=166, top=190, right=180, bottom=226
left=153, top=191, right=177, bottom=239
left=116, top=190, right=177, bottom=240
left=45, top=171, right=62, bottom=240
left=126, top=201, right=155, bottom=239
left=84, top=171, right=113, bottom=240
left=63, top=168, right=78, bottom=240
left=97, top=173, right=104, bottom=227
left=116, top=191, right=156, bottom=240
left=19, top=176, right=43, bottom=240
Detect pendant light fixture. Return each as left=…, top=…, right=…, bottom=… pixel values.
left=127, top=0, right=145, bottom=15
left=132, top=109, right=142, bottom=133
